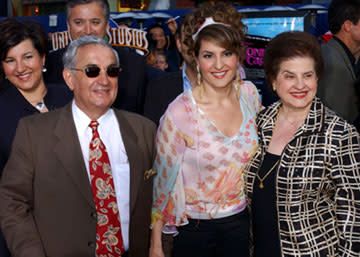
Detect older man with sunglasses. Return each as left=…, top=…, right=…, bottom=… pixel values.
left=0, top=36, right=156, bottom=257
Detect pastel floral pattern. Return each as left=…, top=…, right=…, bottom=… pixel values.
left=152, top=81, right=261, bottom=227
left=89, top=121, right=124, bottom=256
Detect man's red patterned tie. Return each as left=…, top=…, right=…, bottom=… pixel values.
left=89, top=120, right=125, bottom=256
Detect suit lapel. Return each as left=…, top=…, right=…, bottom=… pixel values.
left=114, top=110, right=144, bottom=214
left=53, top=103, right=94, bottom=207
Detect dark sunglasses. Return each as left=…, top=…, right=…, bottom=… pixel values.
left=70, top=64, right=121, bottom=78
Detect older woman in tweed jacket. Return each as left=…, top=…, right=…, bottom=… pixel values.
left=245, top=31, right=360, bottom=257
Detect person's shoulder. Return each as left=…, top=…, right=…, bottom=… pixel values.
left=306, top=97, right=359, bottom=138
left=240, top=80, right=262, bottom=111
left=240, top=80, right=259, bottom=95
left=10, top=106, right=64, bottom=138
left=46, top=82, right=69, bottom=92
left=113, top=46, right=144, bottom=61
left=0, top=81, right=26, bottom=108
left=256, top=100, right=280, bottom=123
left=322, top=38, right=344, bottom=56
left=323, top=105, right=358, bottom=132
left=165, top=90, right=192, bottom=117
left=0, top=81, right=15, bottom=98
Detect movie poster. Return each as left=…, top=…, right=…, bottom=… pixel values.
left=242, top=16, right=305, bottom=80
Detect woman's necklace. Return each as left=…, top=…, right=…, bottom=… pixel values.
left=256, top=159, right=280, bottom=189
left=36, top=101, right=45, bottom=111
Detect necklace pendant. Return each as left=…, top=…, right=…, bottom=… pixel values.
left=259, top=182, right=264, bottom=189
left=36, top=102, right=45, bottom=111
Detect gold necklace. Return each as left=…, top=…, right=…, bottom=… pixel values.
left=256, top=159, right=280, bottom=189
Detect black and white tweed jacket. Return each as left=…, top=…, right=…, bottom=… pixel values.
left=245, top=97, right=360, bottom=257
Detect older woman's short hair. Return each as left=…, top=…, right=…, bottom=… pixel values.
left=263, top=31, right=323, bottom=86
left=62, top=35, right=119, bottom=69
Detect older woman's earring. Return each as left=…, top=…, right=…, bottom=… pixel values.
left=273, top=85, right=276, bottom=92
left=42, top=66, right=47, bottom=73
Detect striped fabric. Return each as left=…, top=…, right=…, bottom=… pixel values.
left=245, top=97, right=360, bottom=256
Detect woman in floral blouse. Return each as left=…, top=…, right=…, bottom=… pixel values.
left=245, top=31, right=360, bottom=257
left=149, top=3, right=261, bottom=257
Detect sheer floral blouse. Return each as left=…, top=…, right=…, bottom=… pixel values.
left=151, top=81, right=261, bottom=229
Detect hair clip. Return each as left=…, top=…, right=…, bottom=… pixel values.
left=192, top=17, right=230, bottom=41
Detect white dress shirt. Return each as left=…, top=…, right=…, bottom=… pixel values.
left=72, top=101, right=130, bottom=250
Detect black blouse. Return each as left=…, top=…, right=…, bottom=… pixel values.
left=252, top=152, right=281, bottom=257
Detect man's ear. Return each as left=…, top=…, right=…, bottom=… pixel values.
left=343, top=20, right=353, bottom=33
left=106, top=21, right=110, bottom=34
left=176, top=36, right=182, bottom=53
left=63, top=68, right=75, bottom=91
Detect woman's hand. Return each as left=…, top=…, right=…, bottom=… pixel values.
left=149, top=220, right=165, bottom=257
left=167, top=18, right=178, bottom=36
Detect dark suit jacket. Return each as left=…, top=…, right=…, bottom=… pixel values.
left=318, top=37, right=359, bottom=123
left=0, top=80, right=73, bottom=175
left=143, top=71, right=183, bottom=125
left=45, top=47, right=149, bottom=114
left=0, top=103, right=156, bottom=257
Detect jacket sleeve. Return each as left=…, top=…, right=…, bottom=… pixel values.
left=0, top=119, right=46, bottom=257
left=332, top=123, right=360, bottom=256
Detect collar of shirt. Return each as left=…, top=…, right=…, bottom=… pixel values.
left=71, top=100, right=127, bottom=163
left=72, top=100, right=113, bottom=141
left=182, top=63, right=193, bottom=92
left=333, top=36, right=356, bottom=69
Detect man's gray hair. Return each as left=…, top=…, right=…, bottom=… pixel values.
left=63, top=35, right=119, bottom=70
left=65, top=0, right=110, bottom=22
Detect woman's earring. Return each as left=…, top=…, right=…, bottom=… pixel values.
left=234, top=65, right=241, bottom=91
left=272, top=85, right=276, bottom=92
left=233, top=64, right=242, bottom=98
left=197, top=64, right=201, bottom=87
left=42, top=66, right=47, bottom=73
left=197, top=64, right=204, bottom=98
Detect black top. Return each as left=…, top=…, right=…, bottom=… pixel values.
left=0, top=80, right=73, bottom=175
left=252, top=152, right=281, bottom=257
